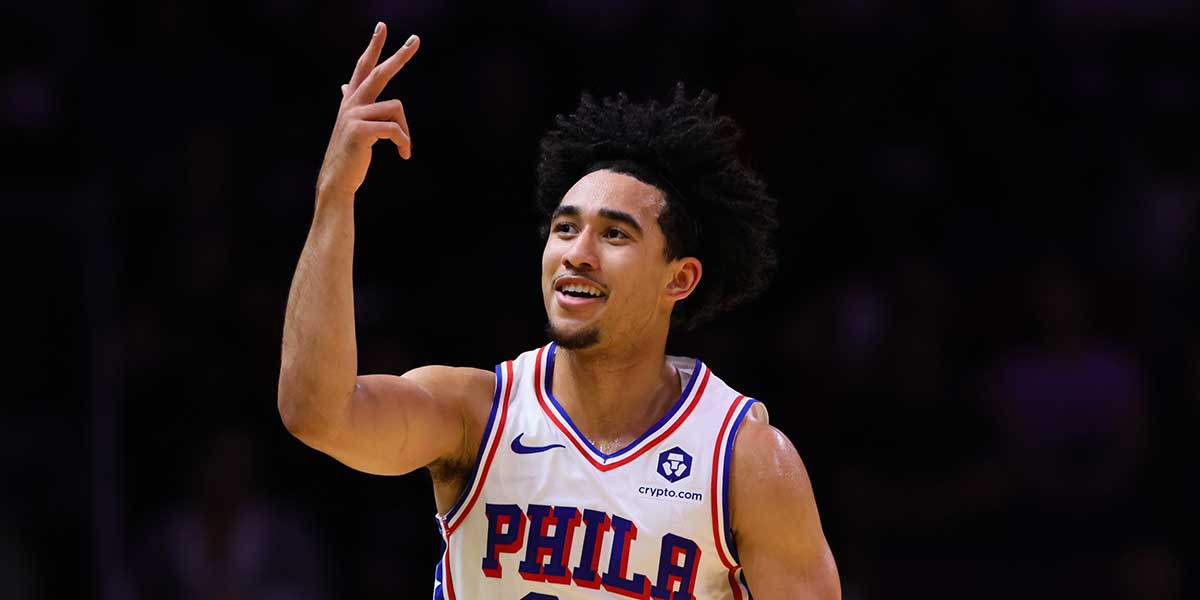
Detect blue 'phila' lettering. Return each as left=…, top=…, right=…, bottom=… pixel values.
left=482, top=503, right=701, bottom=599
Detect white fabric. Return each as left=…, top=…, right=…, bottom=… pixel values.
left=433, top=343, right=757, bottom=600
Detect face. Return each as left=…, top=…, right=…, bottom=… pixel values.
left=541, top=169, right=701, bottom=351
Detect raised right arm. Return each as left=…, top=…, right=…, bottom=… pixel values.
left=277, top=24, right=491, bottom=476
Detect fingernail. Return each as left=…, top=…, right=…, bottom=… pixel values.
left=374, top=22, right=383, bottom=35
left=403, top=35, right=417, bottom=47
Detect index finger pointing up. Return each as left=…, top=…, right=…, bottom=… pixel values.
left=351, top=34, right=420, bottom=106
left=347, top=22, right=388, bottom=96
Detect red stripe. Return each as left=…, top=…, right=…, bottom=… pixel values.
left=726, top=568, right=745, bottom=600
left=534, top=345, right=710, bottom=472
left=711, top=396, right=746, bottom=573
left=446, top=360, right=514, bottom=536
left=440, top=516, right=457, bottom=600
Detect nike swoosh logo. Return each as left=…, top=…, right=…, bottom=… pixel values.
left=511, top=433, right=565, bottom=455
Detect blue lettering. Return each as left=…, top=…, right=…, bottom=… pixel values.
left=518, top=504, right=582, bottom=584
left=601, top=514, right=651, bottom=598
left=482, top=503, right=526, bottom=577
left=571, top=509, right=611, bottom=588
left=478, top=505, right=701, bottom=599
left=650, top=533, right=701, bottom=599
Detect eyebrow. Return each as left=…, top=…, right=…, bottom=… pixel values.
left=551, top=204, right=644, bottom=235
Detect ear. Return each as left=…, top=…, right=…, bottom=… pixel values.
left=664, top=257, right=702, bottom=301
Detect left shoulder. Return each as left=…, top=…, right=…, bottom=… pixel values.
left=729, top=405, right=841, bottom=599
left=729, top=405, right=809, bottom=497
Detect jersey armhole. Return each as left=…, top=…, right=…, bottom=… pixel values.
left=440, top=361, right=513, bottom=532
left=711, top=395, right=758, bottom=599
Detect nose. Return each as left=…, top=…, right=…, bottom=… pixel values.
left=562, top=230, right=599, bottom=271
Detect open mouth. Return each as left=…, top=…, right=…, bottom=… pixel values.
left=554, top=279, right=607, bottom=300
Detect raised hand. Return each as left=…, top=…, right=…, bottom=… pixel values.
left=316, top=23, right=420, bottom=202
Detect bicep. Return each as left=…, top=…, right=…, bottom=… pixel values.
left=312, top=366, right=494, bottom=476
left=732, top=420, right=840, bottom=600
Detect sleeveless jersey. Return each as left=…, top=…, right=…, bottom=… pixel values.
left=433, top=342, right=759, bottom=600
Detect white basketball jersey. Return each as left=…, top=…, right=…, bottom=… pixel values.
left=433, top=342, right=759, bottom=600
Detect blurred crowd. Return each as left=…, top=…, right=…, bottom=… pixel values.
left=4, top=1, right=1198, bottom=598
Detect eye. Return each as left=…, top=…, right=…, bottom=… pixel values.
left=553, top=221, right=578, bottom=235
left=603, top=227, right=629, bottom=240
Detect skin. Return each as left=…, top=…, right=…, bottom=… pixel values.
left=540, top=171, right=702, bottom=455
left=277, top=22, right=839, bottom=599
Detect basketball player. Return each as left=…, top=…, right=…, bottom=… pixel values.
left=278, top=23, right=840, bottom=599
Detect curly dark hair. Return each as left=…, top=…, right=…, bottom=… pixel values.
left=535, top=82, right=779, bottom=331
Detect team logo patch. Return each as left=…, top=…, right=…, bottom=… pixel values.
left=657, top=446, right=693, bottom=483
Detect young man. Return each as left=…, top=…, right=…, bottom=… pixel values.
left=278, top=23, right=840, bottom=600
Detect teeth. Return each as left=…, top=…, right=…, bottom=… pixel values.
left=561, top=283, right=603, bottom=297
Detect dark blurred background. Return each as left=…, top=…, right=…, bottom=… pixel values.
left=5, top=1, right=1198, bottom=598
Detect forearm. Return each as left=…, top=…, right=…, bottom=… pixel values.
left=279, top=22, right=418, bottom=443
left=278, top=192, right=359, bottom=436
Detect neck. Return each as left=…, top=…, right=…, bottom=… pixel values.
left=551, top=334, right=680, bottom=453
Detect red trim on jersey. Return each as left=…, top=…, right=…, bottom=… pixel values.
left=441, top=516, right=458, bottom=600
left=534, top=345, right=710, bottom=472
left=711, top=395, right=745, bottom=569
left=446, top=360, right=515, bottom=536
left=686, top=546, right=702, bottom=599
left=711, top=396, right=747, bottom=600
left=726, top=568, right=745, bottom=600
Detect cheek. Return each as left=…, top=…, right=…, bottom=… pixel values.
left=541, top=245, right=558, bottom=281
left=618, top=263, right=665, bottom=306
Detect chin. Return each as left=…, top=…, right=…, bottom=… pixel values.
left=545, top=321, right=601, bottom=350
